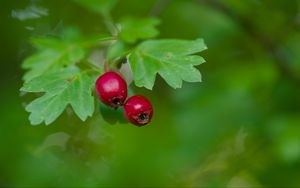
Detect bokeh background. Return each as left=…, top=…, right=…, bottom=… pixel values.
left=1, top=0, right=300, bottom=187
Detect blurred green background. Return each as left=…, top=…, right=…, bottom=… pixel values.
left=1, top=0, right=300, bottom=187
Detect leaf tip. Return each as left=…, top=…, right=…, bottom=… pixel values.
left=196, top=38, right=208, bottom=51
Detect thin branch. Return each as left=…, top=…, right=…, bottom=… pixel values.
left=198, top=0, right=300, bottom=84
left=104, top=15, right=119, bottom=37
left=149, top=0, right=172, bottom=16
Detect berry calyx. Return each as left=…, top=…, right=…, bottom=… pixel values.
left=123, top=95, right=153, bottom=126
left=95, top=71, right=127, bottom=109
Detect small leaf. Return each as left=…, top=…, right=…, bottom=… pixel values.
left=30, top=37, right=63, bottom=50
left=68, top=45, right=85, bottom=63
left=119, top=17, right=160, bottom=44
left=22, top=36, right=86, bottom=82
left=21, top=66, right=95, bottom=125
left=72, top=0, right=117, bottom=16
left=128, top=38, right=207, bottom=89
left=12, top=5, right=48, bottom=21
left=22, top=49, right=65, bottom=81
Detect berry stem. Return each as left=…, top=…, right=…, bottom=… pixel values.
left=104, top=61, right=110, bottom=72
left=81, top=61, right=103, bottom=73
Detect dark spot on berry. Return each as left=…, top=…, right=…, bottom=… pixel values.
left=137, top=112, right=148, bottom=123
left=112, top=98, right=120, bottom=105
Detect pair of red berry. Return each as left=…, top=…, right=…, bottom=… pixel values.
left=95, top=71, right=153, bottom=126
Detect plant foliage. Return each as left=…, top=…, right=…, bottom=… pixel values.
left=21, top=0, right=207, bottom=125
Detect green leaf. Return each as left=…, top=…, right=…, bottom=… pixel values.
left=22, top=37, right=86, bottom=82
left=128, top=38, right=207, bottom=89
left=119, top=17, right=160, bottom=44
left=72, top=0, right=117, bottom=16
left=106, top=41, right=129, bottom=62
left=21, top=66, right=95, bottom=125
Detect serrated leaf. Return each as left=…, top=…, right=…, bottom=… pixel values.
left=72, top=0, right=117, bottom=16
left=21, top=66, right=95, bottom=125
left=22, top=36, right=86, bottom=82
left=119, top=17, right=160, bottom=44
left=30, top=37, right=63, bottom=50
left=128, top=39, right=207, bottom=89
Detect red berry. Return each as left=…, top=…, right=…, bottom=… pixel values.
left=95, top=71, right=127, bottom=109
left=123, top=95, right=153, bottom=126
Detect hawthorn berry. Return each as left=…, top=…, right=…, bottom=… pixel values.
left=95, top=71, right=127, bottom=109
left=123, top=95, right=153, bottom=126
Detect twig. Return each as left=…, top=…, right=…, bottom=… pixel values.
left=149, top=0, right=172, bottom=16
left=103, top=13, right=119, bottom=37
left=199, top=0, right=300, bottom=85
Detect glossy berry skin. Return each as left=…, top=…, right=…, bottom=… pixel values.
left=95, top=71, right=127, bottom=109
left=123, top=95, right=153, bottom=126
